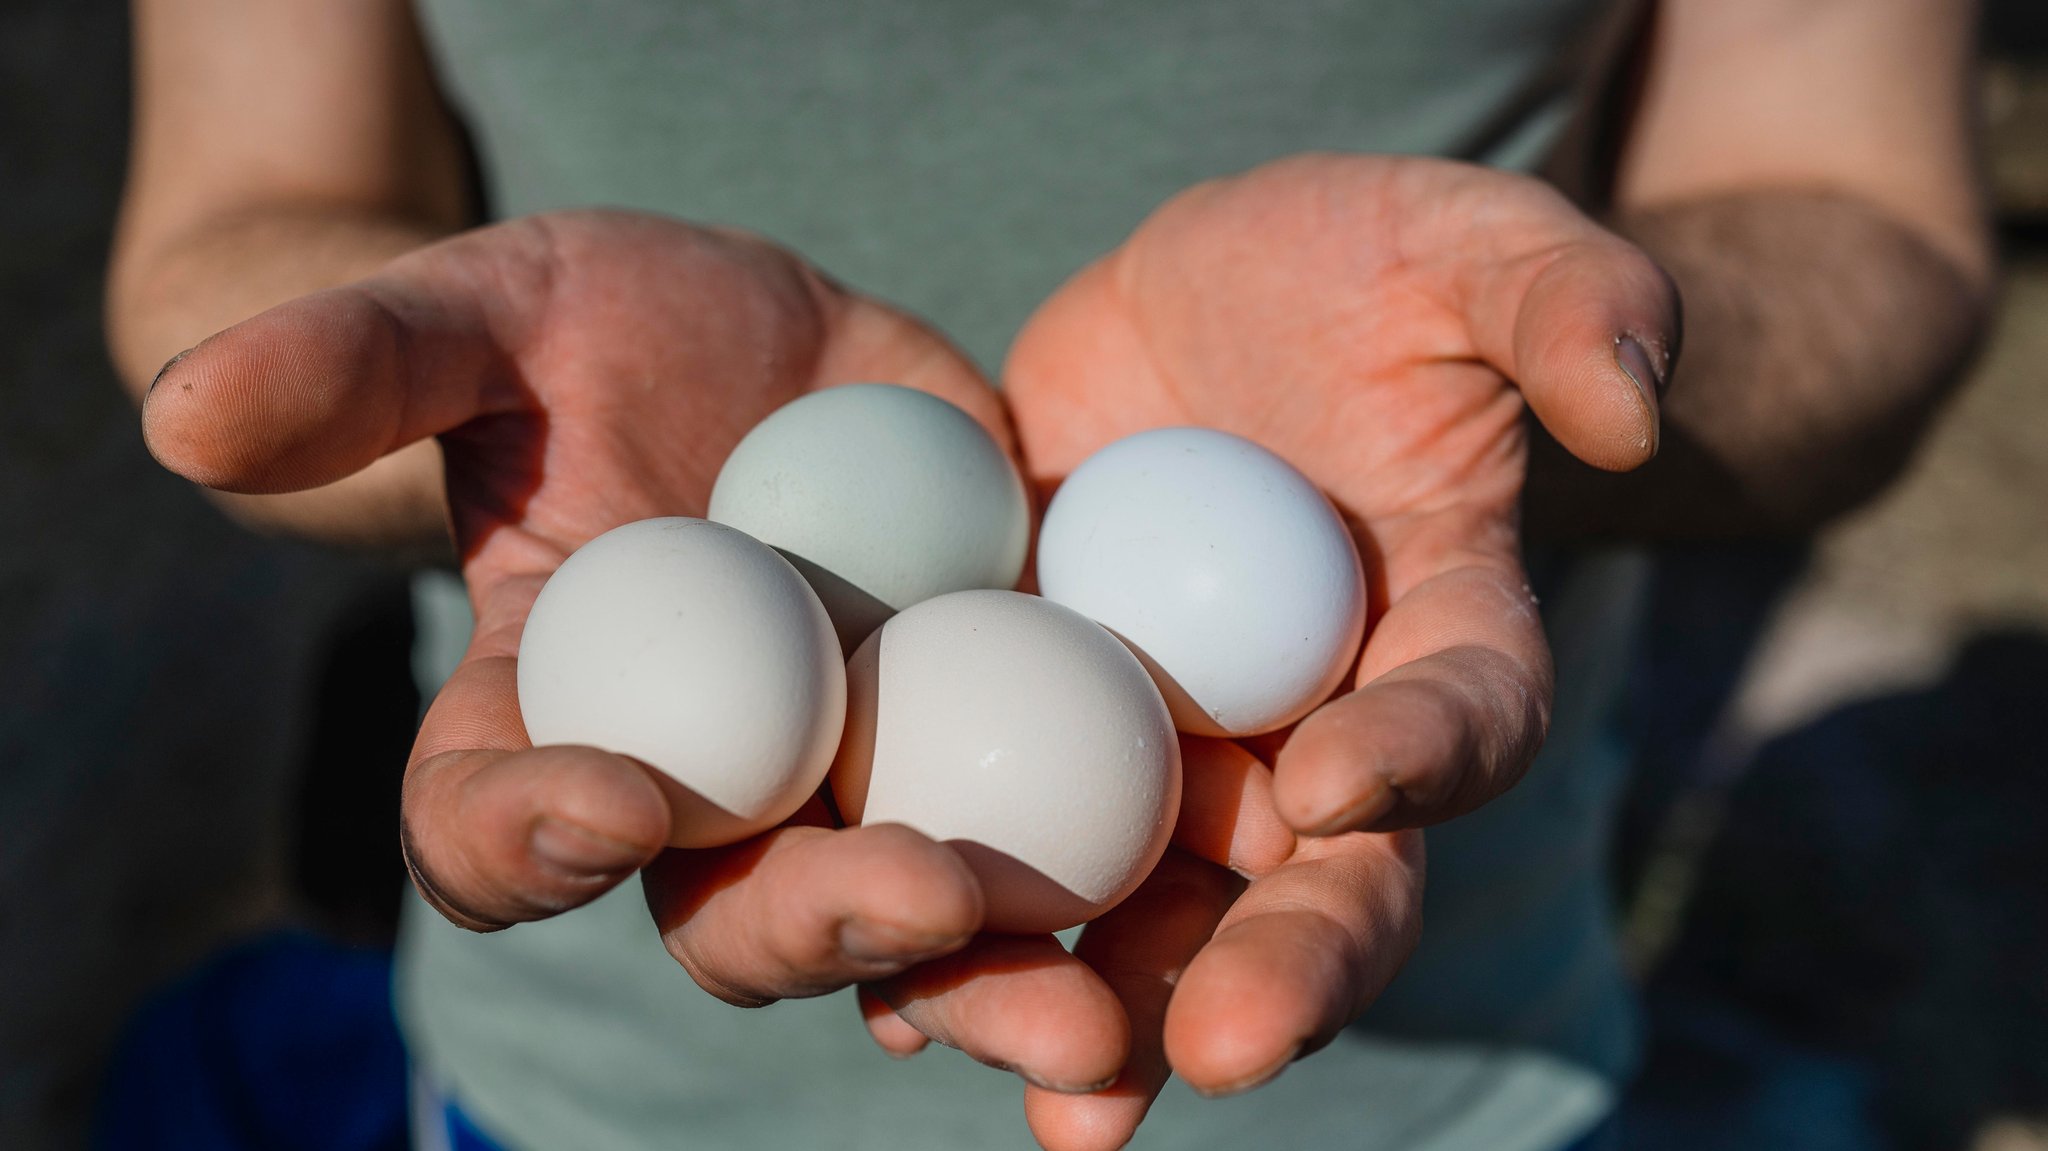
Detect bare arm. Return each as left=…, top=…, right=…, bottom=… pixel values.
left=1526, top=0, right=1993, bottom=540
left=109, top=0, right=470, bottom=550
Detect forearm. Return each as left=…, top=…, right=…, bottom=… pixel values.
left=114, top=0, right=470, bottom=553
left=1523, top=187, right=1990, bottom=541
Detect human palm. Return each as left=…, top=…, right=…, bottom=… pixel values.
left=145, top=210, right=1022, bottom=1009
left=1015, top=155, right=1674, bottom=825
left=958, top=154, right=1680, bottom=1147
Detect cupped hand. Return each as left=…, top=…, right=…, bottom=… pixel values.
left=911, top=153, right=1681, bottom=1148
left=140, top=211, right=1081, bottom=1044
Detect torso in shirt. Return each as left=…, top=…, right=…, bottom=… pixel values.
left=399, top=4, right=1640, bottom=1148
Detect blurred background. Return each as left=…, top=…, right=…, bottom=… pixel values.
left=2, top=3, right=2043, bottom=1149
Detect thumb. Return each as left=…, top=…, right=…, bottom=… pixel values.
left=1461, top=207, right=1682, bottom=473
left=142, top=231, right=529, bottom=494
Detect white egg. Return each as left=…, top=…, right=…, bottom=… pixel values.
left=516, top=518, right=846, bottom=848
left=831, top=590, right=1180, bottom=934
left=1036, top=427, right=1367, bottom=738
left=709, top=383, right=1030, bottom=653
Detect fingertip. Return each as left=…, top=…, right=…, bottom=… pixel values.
left=406, top=745, right=670, bottom=930
left=139, top=342, right=201, bottom=466
left=1165, top=835, right=1426, bottom=1096
left=1024, top=1083, right=1149, bottom=1151
left=1004, top=978, right=1130, bottom=1095
left=839, top=822, right=987, bottom=940
left=139, top=344, right=229, bottom=489
left=544, top=746, right=675, bottom=858
left=1514, top=243, right=1679, bottom=473
left=648, top=821, right=991, bottom=1007
left=858, top=986, right=931, bottom=1058
left=1272, top=683, right=1464, bottom=836
left=175, top=292, right=408, bottom=491
left=1162, top=920, right=1324, bottom=1094
left=879, top=936, right=1130, bottom=1095
left=1173, top=738, right=1297, bottom=875
left=1276, top=775, right=1396, bottom=840
left=1186, top=1043, right=1300, bottom=1100
left=162, top=281, right=508, bottom=498
left=1166, top=1026, right=1298, bottom=1102
left=1162, top=996, right=1277, bottom=1095
left=527, top=814, right=659, bottom=883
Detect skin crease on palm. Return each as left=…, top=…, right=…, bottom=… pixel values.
left=140, top=155, right=1678, bottom=1151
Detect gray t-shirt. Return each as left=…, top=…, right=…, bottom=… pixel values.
left=399, top=3, right=1641, bottom=1148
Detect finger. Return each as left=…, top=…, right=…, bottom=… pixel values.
left=870, top=934, right=1130, bottom=1094
left=1023, top=852, right=1242, bottom=1151
left=645, top=822, right=984, bottom=1007
left=1273, top=501, right=1552, bottom=836
left=857, top=986, right=929, bottom=1059
left=140, top=223, right=548, bottom=494
left=402, top=649, right=672, bottom=932
left=1172, top=737, right=1296, bottom=877
left=1164, top=830, right=1423, bottom=1097
left=1455, top=180, right=1681, bottom=472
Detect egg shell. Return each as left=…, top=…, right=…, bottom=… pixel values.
left=516, top=517, right=846, bottom=848
left=831, top=590, right=1181, bottom=934
left=708, top=383, right=1031, bottom=653
left=1035, top=427, right=1367, bottom=738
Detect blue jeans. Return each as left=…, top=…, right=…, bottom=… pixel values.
left=94, top=932, right=408, bottom=1151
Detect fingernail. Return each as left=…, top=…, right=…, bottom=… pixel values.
left=147, top=345, right=198, bottom=398
left=1194, top=1043, right=1301, bottom=1099
left=1615, top=335, right=1664, bottom=458
left=529, top=816, right=647, bottom=879
left=986, top=1058, right=1117, bottom=1095
left=1615, top=334, right=1665, bottom=404
left=838, top=920, right=968, bottom=966
left=1301, top=779, right=1396, bottom=838
left=1026, top=1070, right=1120, bottom=1095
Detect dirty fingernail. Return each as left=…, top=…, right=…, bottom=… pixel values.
left=1028, top=1070, right=1121, bottom=1095
left=839, top=920, right=968, bottom=965
left=1615, top=334, right=1664, bottom=457
left=880, top=1036, right=929, bottom=1061
left=1615, top=334, right=1665, bottom=404
left=991, top=1057, right=1117, bottom=1094
left=1195, top=1043, right=1301, bottom=1098
left=147, top=345, right=198, bottom=399
left=1300, top=779, right=1396, bottom=838
left=530, top=815, right=648, bottom=879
